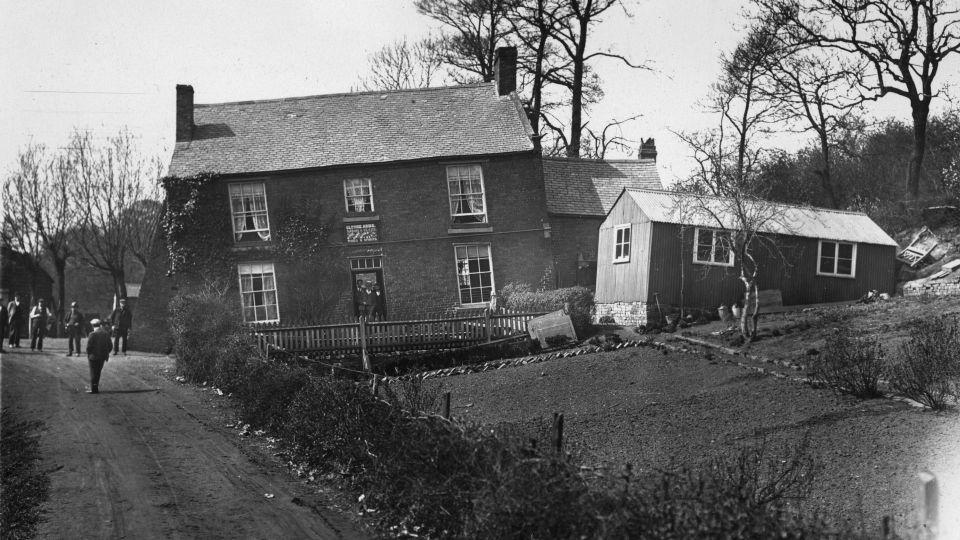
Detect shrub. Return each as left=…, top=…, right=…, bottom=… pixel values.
left=167, top=289, right=256, bottom=390
left=501, top=282, right=595, bottom=336
left=597, top=314, right=616, bottom=325
left=382, top=376, right=442, bottom=415
left=890, top=316, right=960, bottom=410
left=235, top=361, right=312, bottom=434
left=811, top=327, right=886, bottom=398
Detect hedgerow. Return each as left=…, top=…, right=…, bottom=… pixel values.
left=499, top=282, right=595, bottom=336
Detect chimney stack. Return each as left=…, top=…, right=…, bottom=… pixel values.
left=639, top=138, right=657, bottom=161
left=494, top=47, right=517, bottom=96
left=175, top=84, right=194, bottom=142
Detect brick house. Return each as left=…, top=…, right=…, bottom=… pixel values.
left=135, top=48, right=661, bottom=347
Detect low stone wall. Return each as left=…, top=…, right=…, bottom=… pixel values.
left=593, top=301, right=651, bottom=326
left=903, top=276, right=960, bottom=298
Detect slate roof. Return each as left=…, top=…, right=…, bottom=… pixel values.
left=623, top=188, right=898, bottom=246
left=542, top=157, right=662, bottom=216
left=169, top=83, right=535, bottom=177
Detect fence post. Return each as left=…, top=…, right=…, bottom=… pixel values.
left=442, top=391, right=451, bottom=419
left=553, top=412, right=564, bottom=453
left=484, top=308, right=492, bottom=343
left=359, top=317, right=372, bottom=372
left=919, top=470, right=938, bottom=539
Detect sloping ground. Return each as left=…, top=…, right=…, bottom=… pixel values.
left=429, top=340, right=960, bottom=537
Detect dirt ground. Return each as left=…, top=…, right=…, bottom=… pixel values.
left=0, top=339, right=368, bottom=540
left=430, top=344, right=960, bottom=538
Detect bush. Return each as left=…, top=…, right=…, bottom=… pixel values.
left=811, top=327, right=886, bottom=398
left=235, top=361, right=312, bottom=434
left=889, top=316, right=960, bottom=410
left=167, top=290, right=257, bottom=391
left=500, top=282, right=595, bottom=336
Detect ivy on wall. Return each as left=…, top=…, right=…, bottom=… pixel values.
left=161, top=173, right=233, bottom=282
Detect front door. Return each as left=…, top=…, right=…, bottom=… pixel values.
left=350, top=257, right=387, bottom=320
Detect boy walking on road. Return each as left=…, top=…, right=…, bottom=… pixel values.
left=85, top=319, right=112, bottom=394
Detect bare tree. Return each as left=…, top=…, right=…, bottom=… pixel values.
left=415, top=0, right=512, bottom=82
left=506, top=0, right=567, bottom=135
left=757, top=0, right=960, bottom=203
left=541, top=0, right=650, bottom=157
left=580, top=114, right=641, bottom=158
left=69, top=130, right=163, bottom=300
left=359, top=37, right=448, bottom=91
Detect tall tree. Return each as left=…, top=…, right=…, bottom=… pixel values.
left=506, top=0, right=567, bottom=135
left=69, top=130, right=163, bottom=300
left=757, top=0, right=960, bottom=203
left=415, top=0, right=512, bottom=83
left=359, top=37, right=447, bottom=91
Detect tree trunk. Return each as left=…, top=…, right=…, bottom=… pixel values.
left=739, top=279, right=759, bottom=339
left=818, top=129, right=839, bottom=208
left=566, top=8, right=589, bottom=158
left=907, top=103, right=929, bottom=203
left=53, top=258, right=67, bottom=338
left=113, top=272, right=128, bottom=303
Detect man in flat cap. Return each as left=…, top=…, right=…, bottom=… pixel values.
left=85, top=319, right=113, bottom=394
left=64, top=301, right=86, bottom=357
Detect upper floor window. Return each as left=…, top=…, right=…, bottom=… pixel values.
left=455, top=244, right=494, bottom=305
left=447, top=164, right=487, bottom=223
left=613, top=224, right=631, bottom=263
left=344, top=178, right=374, bottom=213
left=238, top=262, right=279, bottom=322
left=818, top=240, right=856, bottom=277
left=694, top=228, right=734, bottom=266
left=229, top=182, right=270, bottom=242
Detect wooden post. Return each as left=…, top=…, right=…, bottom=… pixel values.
left=484, top=308, right=492, bottom=343
left=442, top=391, right=451, bottom=419
left=371, top=375, right=379, bottom=396
left=553, top=412, right=564, bottom=452
left=359, top=316, right=372, bottom=372
left=918, top=470, right=938, bottom=539
left=881, top=516, right=891, bottom=539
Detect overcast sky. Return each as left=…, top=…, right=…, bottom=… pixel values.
left=1, top=0, right=954, bottom=184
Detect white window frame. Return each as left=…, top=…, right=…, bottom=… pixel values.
left=237, top=262, right=280, bottom=323
left=613, top=224, right=631, bottom=263
left=693, top=227, right=735, bottom=267
left=343, top=178, right=374, bottom=213
left=446, top=164, right=488, bottom=223
left=453, top=243, right=495, bottom=307
left=228, top=182, right=271, bottom=242
left=817, top=240, right=857, bottom=278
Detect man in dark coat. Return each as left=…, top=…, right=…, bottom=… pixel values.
left=29, top=298, right=52, bottom=351
left=109, top=297, right=133, bottom=355
left=7, top=294, right=23, bottom=348
left=85, top=319, right=112, bottom=394
left=0, top=297, right=7, bottom=353
left=352, top=278, right=364, bottom=318
left=64, top=301, right=86, bottom=357
left=370, top=283, right=386, bottom=321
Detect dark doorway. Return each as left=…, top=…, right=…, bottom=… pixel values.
left=350, top=257, right=387, bottom=320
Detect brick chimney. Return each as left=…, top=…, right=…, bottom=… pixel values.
left=494, top=47, right=517, bottom=96
left=639, top=138, right=657, bottom=161
left=175, top=84, right=194, bottom=142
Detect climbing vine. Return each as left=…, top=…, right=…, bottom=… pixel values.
left=161, top=173, right=233, bottom=279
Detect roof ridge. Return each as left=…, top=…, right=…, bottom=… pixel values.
left=542, top=156, right=654, bottom=164
left=624, top=187, right=871, bottom=217
left=195, top=81, right=495, bottom=108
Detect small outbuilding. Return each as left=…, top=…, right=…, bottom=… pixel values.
left=593, top=188, right=899, bottom=325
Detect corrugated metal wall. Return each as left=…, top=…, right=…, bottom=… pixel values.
left=644, top=223, right=897, bottom=310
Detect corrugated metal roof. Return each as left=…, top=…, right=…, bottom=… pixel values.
left=169, top=83, right=535, bottom=177
left=542, top=157, right=662, bottom=215
left=624, top=188, right=898, bottom=246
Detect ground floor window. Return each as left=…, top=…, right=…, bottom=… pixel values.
left=694, top=228, right=734, bottom=266
left=818, top=240, right=856, bottom=277
left=238, top=262, right=279, bottom=322
left=454, top=244, right=494, bottom=305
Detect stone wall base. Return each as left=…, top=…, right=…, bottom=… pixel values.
left=594, top=301, right=653, bottom=326
left=903, top=279, right=960, bottom=298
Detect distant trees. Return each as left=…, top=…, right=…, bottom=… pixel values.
left=359, top=38, right=447, bottom=91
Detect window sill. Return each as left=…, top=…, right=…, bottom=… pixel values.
left=613, top=258, right=630, bottom=264
left=448, top=223, right=492, bottom=234
left=232, top=242, right=274, bottom=251
left=693, top=259, right=734, bottom=268
left=343, top=214, right=379, bottom=223
left=816, top=271, right=856, bottom=279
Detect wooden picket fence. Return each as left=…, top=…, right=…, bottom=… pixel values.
left=249, top=309, right=546, bottom=356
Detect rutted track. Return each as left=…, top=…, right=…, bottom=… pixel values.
left=1, top=340, right=366, bottom=540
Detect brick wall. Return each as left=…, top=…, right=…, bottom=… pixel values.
left=903, top=276, right=960, bottom=298
left=137, top=151, right=554, bottom=337
left=593, top=301, right=653, bottom=326
left=550, top=215, right=602, bottom=288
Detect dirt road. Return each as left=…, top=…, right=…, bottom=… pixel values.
left=1, top=339, right=367, bottom=540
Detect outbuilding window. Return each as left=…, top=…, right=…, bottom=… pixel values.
left=447, top=164, right=487, bottom=223
left=818, top=240, right=856, bottom=277
left=344, top=178, right=374, bottom=213
left=613, top=225, right=631, bottom=263
left=693, top=228, right=734, bottom=266
left=229, top=182, right=271, bottom=242
left=238, top=262, right=279, bottom=323
left=454, top=244, right=494, bottom=306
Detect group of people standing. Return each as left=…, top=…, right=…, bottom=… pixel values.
left=1, top=294, right=134, bottom=394
left=352, top=279, right=385, bottom=321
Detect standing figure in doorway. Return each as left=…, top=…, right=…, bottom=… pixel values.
left=370, top=283, right=385, bottom=321
left=352, top=278, right=365, bottom=319
left=29, top=298, right=53, bottom=351
left=7, top=294, right=24, bottom=348
left=109, top=297, right=133, bottom=355
left=85, top=319, right=113, bottom=394
left=64, top=301, right=86, bottom=357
